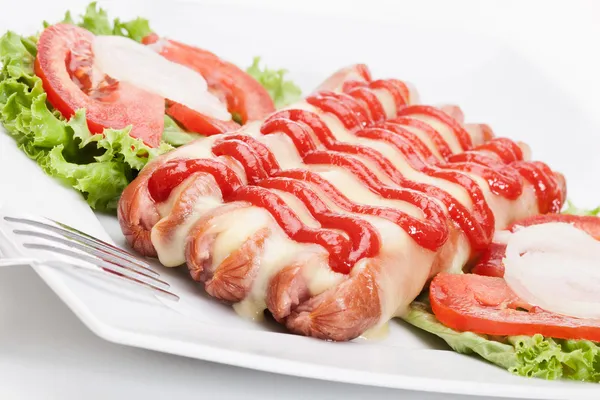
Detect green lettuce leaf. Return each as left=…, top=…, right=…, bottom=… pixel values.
left=563, top=200, right=600, bottom=216
left=46, top=145, right=129, bottom=210
left=247, top=57, right=302, bottom=108
left=509, top=335, right=600, bottom=381
left=404, top=301, right=517, bottom=369
left=0, top=30, right=170, bottom=211
left=404, top=300, right=600, bottom=382
left=112, top=17, right=153, bottom=43
left=76, top=2, right=114, bottom=35
left=403, top=202, right=600, bottom=381
left=67, top=109, right=173, bottom=169
left=2, top=1, right=303, bottom=211
left=46, top=2, right=152, bottom=42
left=161, top=115, right=203, bottom=147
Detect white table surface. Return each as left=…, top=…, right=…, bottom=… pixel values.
left=2, top=1, right=599, bottom=399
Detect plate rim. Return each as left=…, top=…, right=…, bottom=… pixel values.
left=32, top=262, right=599, bottom=400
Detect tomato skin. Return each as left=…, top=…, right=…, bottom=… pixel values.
left=165, top=102, right=240, bottom=136
left=144, top=34, right=274, bottom=134
left=430, top=273, right=600, bottom=342
left=472, top=214, right=600, bottom=277
left=510, top=214, right=600, bottom=240
left=35, top=24, right=164, bottom=147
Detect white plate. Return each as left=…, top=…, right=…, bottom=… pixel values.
left=1, top=1, right=599, bottom=399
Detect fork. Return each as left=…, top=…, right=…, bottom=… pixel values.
left=0, top=210, right=178, bottom=301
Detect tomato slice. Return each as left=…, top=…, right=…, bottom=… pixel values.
left=165, top=102, right=240, bottom=136
left=143, top=34, right=274, bottom=134
left=510, top=214, right=600, bottom=238
left=472, top=214, right=600, bottom=277
left=35, top=24, right=164, bottom=147
left=430, top=273, right=600, bottom=341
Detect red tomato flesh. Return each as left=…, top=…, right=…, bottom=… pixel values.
left=143, top=34, right=274, bottom=134
left=165, top=102, right=239, bottom=136
left=510, top=214, right=600, bottom=239
left=472, top=214, right=600, bottom=277
left=35, top=24, right=165, bottom=147
left=430, top=273, right=600, bottom=341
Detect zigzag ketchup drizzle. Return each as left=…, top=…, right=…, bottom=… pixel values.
left=147, top=81, right=565, bottom=274
left=220, top=131, right=451, bottom=253
left=266, top=103, right=495, bottom=249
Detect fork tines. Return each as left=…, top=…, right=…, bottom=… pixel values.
left=4, top=216, right=179, bottom=301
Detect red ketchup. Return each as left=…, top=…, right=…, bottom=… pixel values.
left=396, top=105, right=473, bottom=151
left=147, top=79, right=565, bottom=274
left=148, top=159, right=243, bottom=203
left=387, top=117, right=453, bottom=159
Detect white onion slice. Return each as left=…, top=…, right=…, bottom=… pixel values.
left=92, top=35, right=231, bottom=121
left=492, top=229, right=513, bottom=245
left=504, top=222, right=600, bottom=319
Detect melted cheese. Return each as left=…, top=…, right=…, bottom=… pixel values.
left=209, top=206, right=273, bottom=269
left=164, top=134, right=220, bottom=161
left=152, top=100, right=482, bottom=276
left=359, top=215, right=435, bottom=322
left=413, top=114, right=463, bottom=154
left=152, top=173, right=224, bottom=267
left=308, top=167, right=424, bottom=218
left=233, top=230, right=322, bottom=319
left=155, top=174, right=196, bottom=218
left=360, top=321, right=390, bottom=340
left=372, top=88, right=397, bottom=119
left=400, top=124, right=445, bottom=160
left=353, top=135, right=475, bottom=209
left=258, top=134, right=305, bottom=170
left=266, top=189, right=321, bottom=228
left=302, top=258, right=346, bottom=296
left=148, top=92, right=522, bottom=328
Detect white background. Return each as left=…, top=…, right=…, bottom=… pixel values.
left=209, top=0, right=600, bottom=127
left=1, top=0, right=599, bottom=399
